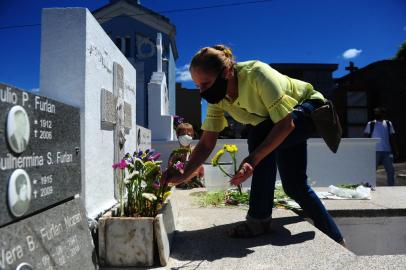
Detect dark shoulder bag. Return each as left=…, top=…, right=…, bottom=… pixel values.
left=311, top=100, right=342, bottom=153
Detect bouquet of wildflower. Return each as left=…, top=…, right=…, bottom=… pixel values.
left=112, top=149, right=171, bottom=217
left=211, top=144, right=242, bottom=195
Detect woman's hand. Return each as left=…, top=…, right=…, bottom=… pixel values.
left=230, top=158, right=254, bottom=186
left=161, top=169, right=186, bottom=186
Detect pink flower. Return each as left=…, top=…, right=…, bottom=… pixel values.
left=149, top=152, right=161, bottom=161
left=174, top=161, right=184, bottom=171
left=112, top=159, right=127, bottom=169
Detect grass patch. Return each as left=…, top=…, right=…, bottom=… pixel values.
left=195, top=190, right=227, bottom=207
left=195, top=184, right=297, bottom=209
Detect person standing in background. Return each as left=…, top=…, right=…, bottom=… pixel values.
left=364, top=107, right=399, bottom=186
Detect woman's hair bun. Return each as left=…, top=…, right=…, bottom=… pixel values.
left=212, top=44, right=233, bottom=59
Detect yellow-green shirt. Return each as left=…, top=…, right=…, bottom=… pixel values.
left=201, top=60, right=325, bottom=132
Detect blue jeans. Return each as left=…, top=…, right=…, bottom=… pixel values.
left=247, top=100, right=343, bottom=243
left=376, top=151, right=395, bottom=186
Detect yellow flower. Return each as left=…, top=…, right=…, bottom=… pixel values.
left=162, top=191, right=172, bottom=202
left=224, top=144, right=238, bottom=153
left=211, top=149, right=225, bottom=166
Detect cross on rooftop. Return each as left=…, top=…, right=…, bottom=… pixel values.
left=345, top=61, right=359, bottom=73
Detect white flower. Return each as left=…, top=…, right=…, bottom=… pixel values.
left=141, top=181, right=147, bottom=188
left=134, top=157, right=144, bottom=166
left=142, top=193, right=157, bottom=201
left=123, top=171, right=139, bottom=184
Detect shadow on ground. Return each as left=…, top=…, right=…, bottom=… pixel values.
left=170, top=215, right=315, bottom=264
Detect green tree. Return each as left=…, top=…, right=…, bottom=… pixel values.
left=394, top=40, right=406, bottom=61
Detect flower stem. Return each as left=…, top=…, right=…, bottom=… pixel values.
left=231, top=153, right=242, bottom=195
left=218, top=164, right=233, bottom=178
left=119, top=170, right=125, bottom=216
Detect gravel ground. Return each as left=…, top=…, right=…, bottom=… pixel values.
left=376, top=162, right=406, bottom=186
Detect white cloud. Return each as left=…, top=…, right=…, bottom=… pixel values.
left=342, top=48, right=362, bottom=59
left=176, top=64, right=192, bottom=82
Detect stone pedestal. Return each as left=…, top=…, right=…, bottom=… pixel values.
left=98, top=188, right=178, bottom=267
left=99, top=214, right=155, bottom=267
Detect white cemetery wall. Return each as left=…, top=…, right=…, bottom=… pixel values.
left=148, top=72, right=174, bottom=141
left=306, top=138, right=378, bottom=186
left=40, top=8, right=137, bottom=218
left=153, top=138, right=378, bottom=187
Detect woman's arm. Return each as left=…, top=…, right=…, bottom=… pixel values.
left=230, top=114, right=295, bottom=185
left=249, top=114, right=294, bottom=166
left=167, top=131, right=219, bottom=184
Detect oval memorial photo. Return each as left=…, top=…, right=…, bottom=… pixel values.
left=7, top=105, right=31, bottom=154
left=8, top=169, right=32, bottom=217
left=16, top=262, right=33, bottom=270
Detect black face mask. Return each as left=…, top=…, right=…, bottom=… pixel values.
left=200, top=69, right=228, bottom=104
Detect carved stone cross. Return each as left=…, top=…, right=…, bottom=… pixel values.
left=101, top=62, right=132, bottom=198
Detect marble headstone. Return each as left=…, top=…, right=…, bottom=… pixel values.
left=0, top=198, right=96, bottom=270
left=0, top=84, right=80, bottom=226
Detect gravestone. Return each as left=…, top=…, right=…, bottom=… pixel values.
left=148, top=33, right=175, bottom=141
left=40, top=8, right=137, bottom=218
left=135, top=125, right=152, bottom=152
left=0, top=198, right=96, bottom=270
left=0, top=84, right=96, bottom=269
left=0, top=84, right=80, bottom=226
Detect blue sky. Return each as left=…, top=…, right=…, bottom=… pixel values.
left=1, top=0, right=405, bottom=94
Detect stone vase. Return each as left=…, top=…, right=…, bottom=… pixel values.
left=98, top=188, right=178, bottom=267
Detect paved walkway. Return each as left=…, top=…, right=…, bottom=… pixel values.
left=165, top=188, right=406, bottom=270
left=103, top=188, right=406, bottom=269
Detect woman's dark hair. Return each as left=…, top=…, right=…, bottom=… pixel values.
left=190, top=44, right=235, bottom=75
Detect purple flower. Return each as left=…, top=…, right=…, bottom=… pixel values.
left=174, top=115, right=184, bottom=127
left=145, top=150, right=155, bottom=159
left=174, top=161, right=184, bottom=171
left=153, top=181, right=160, bottom=190
left=133, top=150, right=143, bottom=158
left=149, top=152, right=161, bottom=161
